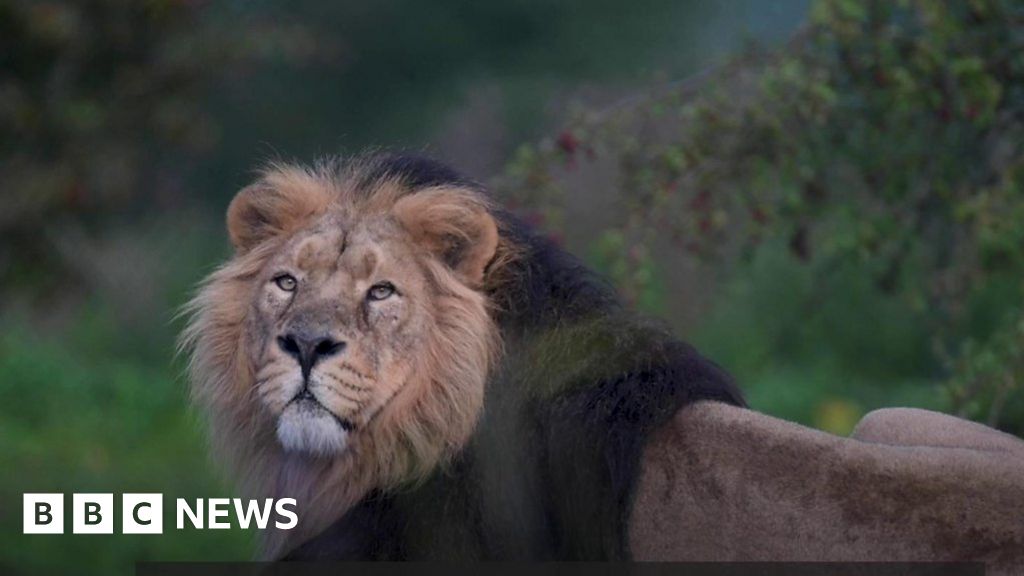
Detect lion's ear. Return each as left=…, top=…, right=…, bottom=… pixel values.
left=393, top=188, right=499, bottom=287
left=226, top=172, right=330, bottom=253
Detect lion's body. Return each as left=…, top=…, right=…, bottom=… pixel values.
left=185, top=153, right=1023, bottom=567
left=630, top=402, right=1024, bottom=573
left=184, top=154, right=741, bottom=559
left=282, top=198, right=743, bottom=560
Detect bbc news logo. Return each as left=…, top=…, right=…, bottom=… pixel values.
left=23, top=493, right=297, bottom=534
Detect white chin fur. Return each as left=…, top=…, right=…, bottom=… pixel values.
left=276, top=401, right=349, bottom=456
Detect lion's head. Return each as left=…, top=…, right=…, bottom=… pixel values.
left=181, top=157, right=515, bottom=555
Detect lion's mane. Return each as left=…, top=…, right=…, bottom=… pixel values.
left=180, top=155, right=519, bottom=556
left=182, top=154, right=744, bottom=560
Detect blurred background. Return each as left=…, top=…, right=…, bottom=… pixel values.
left=1, top=0, right=1022, bottom=573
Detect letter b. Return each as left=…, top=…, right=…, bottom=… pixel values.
left=23, top=494, right=63, bottom=534
left=85, top=502, right=102, bottom=525
left=38, top=502, right=52, bottom=525
left=73, top=493, right=113, bottom=534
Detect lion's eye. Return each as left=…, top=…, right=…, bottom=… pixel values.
left=274, top=274, right=298, bottom=292
left=367, top=282, right=396, bottom=302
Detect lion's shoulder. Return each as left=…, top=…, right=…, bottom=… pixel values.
left=285, top=192, right=745, bottom=559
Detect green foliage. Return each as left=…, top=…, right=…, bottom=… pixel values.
left=694, top=242, right=942, bottom=433
left=588, top=229, right=666, bottom=314
left=497, top=0, right=1024, bottom=431
left=0, top=311, right=252, bottom=574
left=947, top=313, right=1024, bottom=426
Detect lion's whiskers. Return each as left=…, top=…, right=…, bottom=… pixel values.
left=316, top=384, right=365, bottom=411
left=323, top=371, right=371, bottom=393
left=338, top=363, right=375, bottom=384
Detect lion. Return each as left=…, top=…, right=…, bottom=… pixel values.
left=183, top=153, right=1024, bottom=568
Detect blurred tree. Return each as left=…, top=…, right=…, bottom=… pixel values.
left=0, top=0, right=771, bottom=297
left=497, top=0, right=1024, bottom=430
left=0, top=0, right=335, bottom=294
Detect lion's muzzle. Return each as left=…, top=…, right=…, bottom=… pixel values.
left=277, top=332, right=347, bottom=382
left=276, top=393, right=352, bottom=455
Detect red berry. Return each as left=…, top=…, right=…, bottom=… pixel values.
left=557, top=131, right=579, bottom=155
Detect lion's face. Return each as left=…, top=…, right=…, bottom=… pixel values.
left=181, top=158, right=518, bottom=555
left=251, top=213, right=434, bottom=455
left=185, top=161, right=509, bottom=507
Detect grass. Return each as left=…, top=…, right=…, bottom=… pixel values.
left=0, top=307, right=253, bottom=575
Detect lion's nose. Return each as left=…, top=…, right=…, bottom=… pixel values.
left=277, top=333, right=346, bottom=381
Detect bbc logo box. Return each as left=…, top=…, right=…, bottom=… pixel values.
left=123, top=493, right=163, bottom=534
left=23, top=494, right=63, bottom=534
left=24, top=493, right=163, bottom=534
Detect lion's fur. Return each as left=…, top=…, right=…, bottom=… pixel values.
left=181, top=156, right=518, bottom=556
left=184, top=155, right=1024, bottom=565
left=183, top=154, right=744, bottom=560
left=629, top=402, right=1024, bottom=572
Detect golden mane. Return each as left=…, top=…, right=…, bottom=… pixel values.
left=180, top=157, right=517, bottom=557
